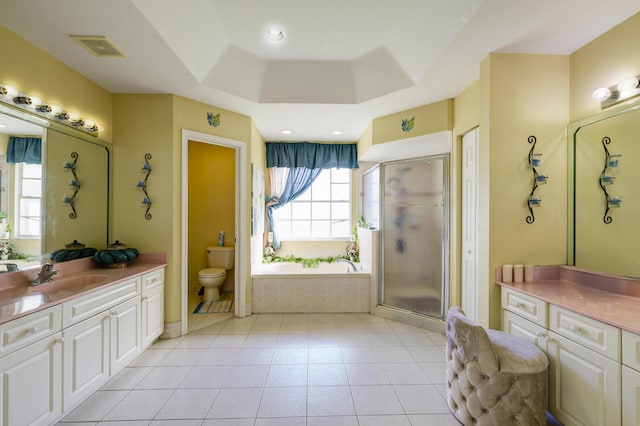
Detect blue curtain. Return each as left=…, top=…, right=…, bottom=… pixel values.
left=7, top=137, right=42, bottom=164
left=266, top=142, right=358, bottom=249
left=267, top=167, right=322, bottom=249
left=266, top=142, right=358, bottom=169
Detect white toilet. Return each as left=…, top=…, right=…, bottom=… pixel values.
left=198, top=246, right=235, bottom=302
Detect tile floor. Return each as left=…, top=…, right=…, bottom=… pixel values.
left=56, top=312, right=462, bottom=425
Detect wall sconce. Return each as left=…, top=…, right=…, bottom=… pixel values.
left=62, top=152, right=80, bottom=219
left=526, top=135, right=547, bottom=224
left=0, top=80, right=100, bottom=136
left=592, top=74, right=640, bottom=108
left=137, top=153, right=152, bottom=220
left=599, top=136, right=622, bottom=224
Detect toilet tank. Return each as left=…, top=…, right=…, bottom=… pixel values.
left=206, top=246, right=235, bottom=269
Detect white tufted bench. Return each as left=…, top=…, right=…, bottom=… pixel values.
left=445, top=306, right=548, bottom=426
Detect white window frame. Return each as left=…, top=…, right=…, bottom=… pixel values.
left=14, top=163, right=42, bottom=238
left=273, top=168, right=351, bottom=241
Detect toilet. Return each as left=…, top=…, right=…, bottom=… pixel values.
left=198, top=246, right=235, bottom=302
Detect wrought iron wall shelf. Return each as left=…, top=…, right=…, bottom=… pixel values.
left=137, top=153, right=152, bottom=220
left=526, top=136, right=547, bottom=224
left=599, top=136, right=622, bottom=224
left=63, top=152, right=80, bottom=219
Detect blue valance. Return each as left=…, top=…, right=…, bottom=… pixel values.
left=7, top=136, right=42, bottom=164
left=266, top=142, right=358, bottom=169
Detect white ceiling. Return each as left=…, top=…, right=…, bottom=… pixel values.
left=0, top=0, right=638, bottom=141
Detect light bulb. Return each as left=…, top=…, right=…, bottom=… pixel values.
left=592, top=87, right=612, bottom=101
left=618, top=76, right=639, bottom=91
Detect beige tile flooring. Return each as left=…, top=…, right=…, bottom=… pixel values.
left=56, top=310, right=462, bottom=425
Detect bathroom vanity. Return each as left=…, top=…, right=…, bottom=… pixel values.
left=498, top=265, right=640, bottom=426
left=0, top=255, right=166, bottom=426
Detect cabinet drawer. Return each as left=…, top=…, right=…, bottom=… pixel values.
left=549, top=305, right=620, bottom=361
left=622, top=330, right=640, bottom=371
left=502, top=309, right=547, bottom=350
left=63, top=277, right=141, bottom=328
left=501, top=287, right=547, bottom=327
left=142, top=269, right=164, bottom=294
left=0, top=305, right=62, bottom=357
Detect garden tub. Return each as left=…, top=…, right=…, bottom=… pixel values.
left=252, top=261, right=371, bottom=313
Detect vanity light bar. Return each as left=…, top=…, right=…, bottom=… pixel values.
left=592, top=74, right=640, bottom=109
left=0, top=81, right=100, bottom=136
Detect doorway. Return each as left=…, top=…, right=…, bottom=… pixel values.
left=461, top=127, right=479, bottom=321
left=181, top=130, right=247, bottom=335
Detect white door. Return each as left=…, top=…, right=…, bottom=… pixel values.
left=547, top=331, right=620, bottom=426
left=462, top=128, right=479, bottom=321
left=110, top=296, right=142, bottom=375
left=63, top=313, right=110, bottom=411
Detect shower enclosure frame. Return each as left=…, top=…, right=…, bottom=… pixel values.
left=377, top=154, right=450, bottom=320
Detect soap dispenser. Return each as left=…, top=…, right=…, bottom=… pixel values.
left=218, top=230, right=225, bottom=247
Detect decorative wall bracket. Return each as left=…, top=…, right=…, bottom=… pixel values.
left=136, top=153, right=152, bottom=220
left=62, top=152, right=80, bottom=219
left=526, top=136, right=547, bottom=224
left=599, top=136, right=622, bottom=224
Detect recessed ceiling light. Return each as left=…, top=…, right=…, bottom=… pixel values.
left=0, top=124, right=6, bottom=128
left=265, top=26, right=286, bottom=42
left=281, top=129, right=292, bottom=135
left=332, top=130, right=343, bottom=135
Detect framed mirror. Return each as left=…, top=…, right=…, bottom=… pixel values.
left=0, top=103, right=111, bottom=271
left=569, top=98, right=640, bottom=278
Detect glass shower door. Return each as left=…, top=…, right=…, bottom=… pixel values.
left=381, top=157, right=448, bottom=318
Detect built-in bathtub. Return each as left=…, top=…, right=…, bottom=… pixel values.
left=251, top=261, right=371, bottom=313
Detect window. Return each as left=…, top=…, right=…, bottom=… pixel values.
left=273, top=168, right=351, bottom=240
left=15, top=163, right=41, bottom=237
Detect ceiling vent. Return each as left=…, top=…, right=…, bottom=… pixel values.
left=70, top=35, right=126, bottom=57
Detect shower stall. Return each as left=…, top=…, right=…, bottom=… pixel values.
left=370, top=156, right=449, bottom=319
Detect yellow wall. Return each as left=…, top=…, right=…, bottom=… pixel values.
left=0, top=26, right=113, bottom=142
left=372, top=99, right=453, bottom=145
left=187, top=142, right=235, bottom=291
left=113, top=94, right=253, bottom=324
left=570, top=13, right=640, bottom=122
left=482, top=54, right=569, bottom=328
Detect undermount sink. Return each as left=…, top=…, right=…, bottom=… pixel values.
left=29, top=274, right=108, bottom=293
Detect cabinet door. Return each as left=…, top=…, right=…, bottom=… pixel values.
left=547, top=331, right=620, bottom=426
left=142, top=284, right=164, bottom=348
left=0, top=332, right=62, bottom=426
left=502, top=309, right=547, bottom=351
left=622, top=365, right=640, bottom=426
left=63, top=312, right=110, bottom=411
left=110, top=295, right=142, bottom=375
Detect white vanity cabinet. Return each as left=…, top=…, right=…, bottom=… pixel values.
left=0, top=265, right=165, bottom=425
left=141, top=269, right=164, bottom=348
left=501, top=287, right=622, bottom=426
left=62, top=276, right=142, bottom=411
left=546, top=330, right=620, bottom=426
left=622, top=330, right=640, bottom=426
left=0, top=306, right=63, bottom=426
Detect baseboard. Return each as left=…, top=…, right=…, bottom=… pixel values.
left=159, top=321, right=182, bottom=339
left=373, top=305, right=445, bottom=334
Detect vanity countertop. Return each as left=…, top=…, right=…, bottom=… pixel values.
left=0, top=254, right=167, bottom=325
left=497, top=265, right=640, bottom=334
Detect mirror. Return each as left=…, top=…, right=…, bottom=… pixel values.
left=0, top=104, right=111, bottom=271
left=571, top=100, right=640, bottom=278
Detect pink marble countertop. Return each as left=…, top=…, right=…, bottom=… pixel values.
left=497, top=265, right=640, bottom=335
left=0, top=254, right=167, bottom=325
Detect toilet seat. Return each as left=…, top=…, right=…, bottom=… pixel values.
left=198, top=267, right=225, bottom=278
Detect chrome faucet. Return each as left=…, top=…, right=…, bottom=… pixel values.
left=31, top=263, right=59, bottom=286
left=337, top=258, right=358, bottom=272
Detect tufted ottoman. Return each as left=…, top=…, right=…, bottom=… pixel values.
left=445, top=306, right=548, bottom=426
